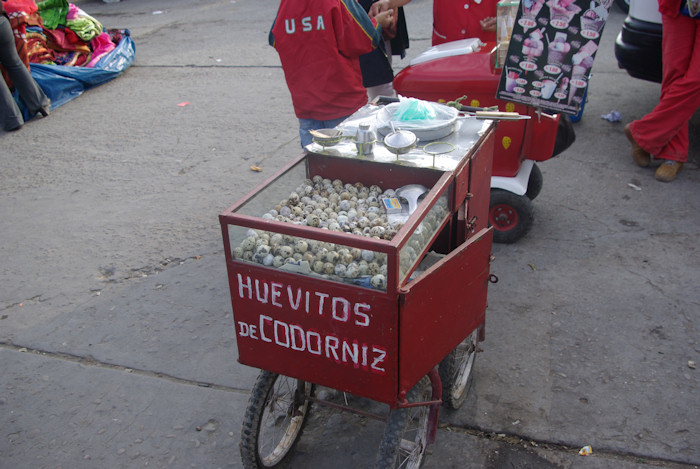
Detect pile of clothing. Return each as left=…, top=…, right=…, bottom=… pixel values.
left=4, top=0, right=121, bottom=68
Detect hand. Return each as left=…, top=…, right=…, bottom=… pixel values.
left=369, top=0, right=391, bottom=16
left=369, top=0, right=411, bottom=16
left=480, top=16, right=497, bottom=33
left=374, top=9, right=395, bottom=29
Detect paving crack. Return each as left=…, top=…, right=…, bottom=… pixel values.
left=0, top=342, right=248, bottom=395
left=99, top=254, right=207, bottom=285
left=439, top=423, right=698, bottom=468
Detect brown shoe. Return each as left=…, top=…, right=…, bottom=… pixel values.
left=654, top=160, right=684, bottom=182
left=624, top=124, right=651, bottom=167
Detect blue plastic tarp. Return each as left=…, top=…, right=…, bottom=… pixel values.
left=17, top=31, right=135, bottom=120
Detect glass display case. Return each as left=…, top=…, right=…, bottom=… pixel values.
left=221, top=152, right=454, bottom=294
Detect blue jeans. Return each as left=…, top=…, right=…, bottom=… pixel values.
left=298, top=116, right=350, bottom=148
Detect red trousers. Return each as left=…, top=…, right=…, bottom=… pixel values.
left=629, top=13, right=700, bottom=162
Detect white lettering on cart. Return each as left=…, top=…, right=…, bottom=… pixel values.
left=290, top=324, right=305, bottom=351
left=259, top=315, right=273, bottom=343
left=326, top=335, right=340, bottom=362
left=307, top=330, right=322, bottom=355
left=237, top=315, right=387, bottom=375
left=343, top=340, right=359, bottom=368
left=287, top=286, right=302, bottom=310
left=255, top=281, right=268, bottom=304
left=332, top=297, right=350, bottom=322
left=271, top=282, right=283, bottom=307
left=274, top=320, right=290, bottom=347
left=354, top=303, right=370, bottom=327
left=371, top=347, right=387, bottom=373
left=237, top=321, right=258, bottom=340
left=315, top=292, right=329, bottom=315
left=238, top=274, right=253, bottom=299
left=236, top=274, right=372, bottom=327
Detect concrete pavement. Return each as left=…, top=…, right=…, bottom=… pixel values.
left=1, top=0, right=698, bottom=468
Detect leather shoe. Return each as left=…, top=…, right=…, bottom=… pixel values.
left=38, top=105, right=50, bottom=117
left=654, top=160, right=683, bottom=182
left=624, top=124, right=650, bottom=167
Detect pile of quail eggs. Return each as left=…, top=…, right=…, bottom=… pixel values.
left=232, top=175, right=449, bottom=290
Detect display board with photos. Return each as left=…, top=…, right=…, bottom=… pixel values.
left=496, top=0, right=612, bottom=115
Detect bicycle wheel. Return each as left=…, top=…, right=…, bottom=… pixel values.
left=375, top=376, right=432, bottom=469
left=438, top=330, right=478, bottom=410
left=240, top=370, right=314, bottom=469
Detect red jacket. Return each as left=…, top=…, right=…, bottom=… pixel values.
left=432, top=0, right=498, bottom=45
left=269, top=0, right=382, bottom=120
left=658, top=0, right=681, bottom=17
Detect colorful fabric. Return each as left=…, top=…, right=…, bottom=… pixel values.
left=1, top=2, right=34, bottom=87
left=44, top=26, right=90, bottom=53
left=3, top=0, right=118, bottom=73
left=269, top=0, right=382, bottom=121
left=2, top=0, right=38, bottom=16
left=86, top=31, right=114, bottom=67
left=66, top=3, right=79, bottom=20
left=54, top=49, right=89, bottom=66
left=25, top=27, right=55, bottom=63
left=37, top=0, right=69, bottom=30
left=66, top=8, right=102, bottom=41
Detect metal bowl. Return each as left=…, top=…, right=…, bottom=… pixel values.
left=311, top=128, right=344, bottom=147
left=383, top=130, right=418, bottom=154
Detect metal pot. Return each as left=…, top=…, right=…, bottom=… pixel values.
left=383, top=130, right=418, bottom=155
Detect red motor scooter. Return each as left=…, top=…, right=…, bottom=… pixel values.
left=393, top=38, right=575, bottom=243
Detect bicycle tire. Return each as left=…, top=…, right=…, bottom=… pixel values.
left=438, top=330, right=478, bottom=410
left=240, top=370, right=314, bottom=469
left=375, top=376, right=432, bottom=469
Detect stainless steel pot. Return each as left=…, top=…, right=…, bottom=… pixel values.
left=383, top=130, right=418, bottom=155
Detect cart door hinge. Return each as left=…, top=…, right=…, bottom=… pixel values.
left=466, top=216, right=478, bottom=231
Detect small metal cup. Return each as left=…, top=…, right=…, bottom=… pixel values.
left=355, top=122, right=376, bottom=155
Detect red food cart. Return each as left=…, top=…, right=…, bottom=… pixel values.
left=220, top=103, right=497, bottom=468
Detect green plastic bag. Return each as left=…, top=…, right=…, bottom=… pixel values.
left=393, top=98, right=437, bottom=122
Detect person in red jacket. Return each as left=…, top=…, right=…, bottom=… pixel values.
left=432, top=0, right=498, bottom=46
left=624, top=0, right=700, bottom=182
left=270, top=0, right=394, bottom=147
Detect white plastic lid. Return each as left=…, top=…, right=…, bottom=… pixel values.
left=409, top=38, right=483, bottom=66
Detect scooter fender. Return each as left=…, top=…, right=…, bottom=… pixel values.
left=490, top=159, right=534, bottom=196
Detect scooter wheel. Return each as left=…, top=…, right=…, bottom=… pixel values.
left=489, top=189, right=534, bottom=244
